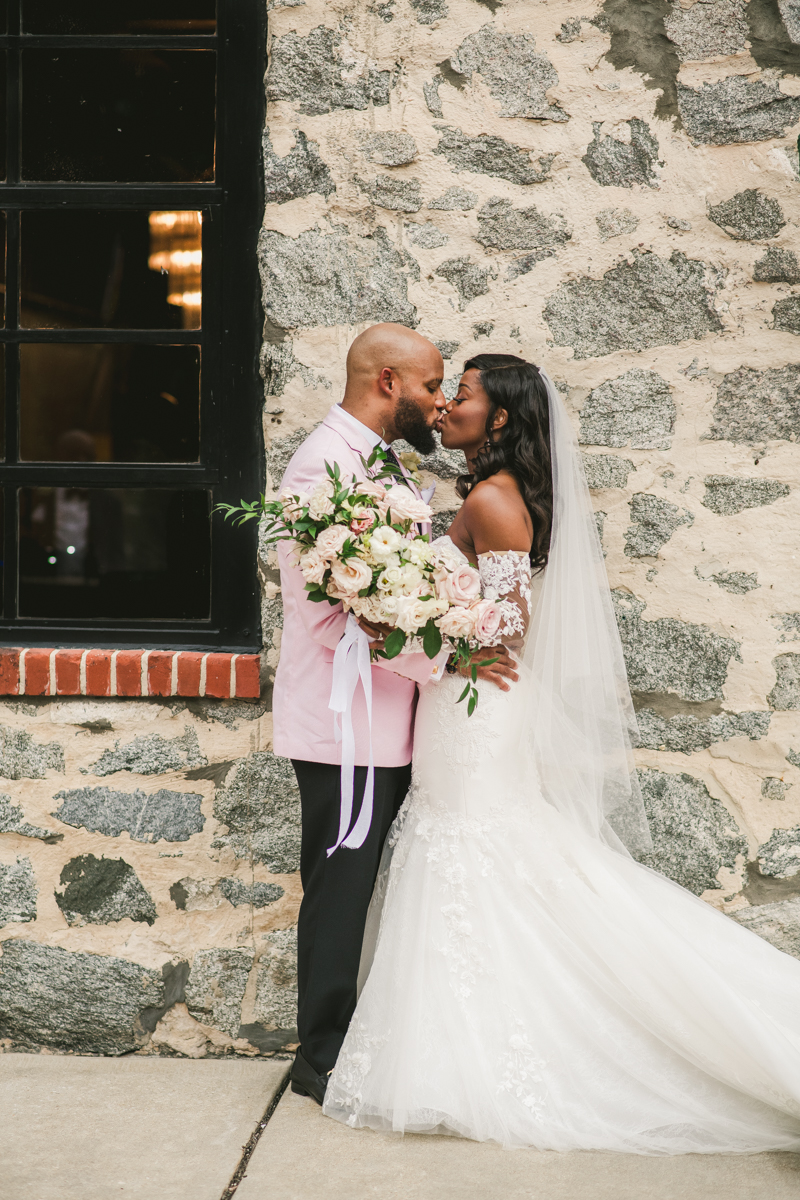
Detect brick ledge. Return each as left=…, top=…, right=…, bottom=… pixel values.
left=0, top=649, right=261, bottom=699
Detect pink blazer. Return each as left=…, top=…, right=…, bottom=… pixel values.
left=272, top=404, right=444, bottom=767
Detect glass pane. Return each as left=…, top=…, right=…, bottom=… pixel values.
left=20, top=344, right=200, bottom=463
left=0, top=55, right=7, bottom=183
left=19, top=487, right=211, bottom=619
left=23, top=1, right=215, bottom=34
left=22, top=210, right=202, bottom=330
left=0, top=212, right=5, bottom=323
left=0, top=346, right=6, bottom=459
left=22, top=51, right=216, bottom=182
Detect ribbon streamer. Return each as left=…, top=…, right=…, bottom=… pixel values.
left=327, top=613, right=374, bottom=856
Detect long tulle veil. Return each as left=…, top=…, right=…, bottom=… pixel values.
left=521, top=369, right=651, bottom=855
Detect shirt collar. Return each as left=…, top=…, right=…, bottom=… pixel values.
left=335, top=404, right=389, bottom=451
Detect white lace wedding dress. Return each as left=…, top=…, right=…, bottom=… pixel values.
left=323, top=541, right=800, bottom=1154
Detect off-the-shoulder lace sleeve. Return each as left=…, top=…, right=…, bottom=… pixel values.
left=478, top=550, right=532, bottom=650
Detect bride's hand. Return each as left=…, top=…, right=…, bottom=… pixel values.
left=357, top=617, right=393, bottom=651
left=457, top=645, right=519, bottom=692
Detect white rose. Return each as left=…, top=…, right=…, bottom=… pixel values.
left=329, top=555, right=373, bottom=598
left=315, top=524, right=351, bottom=559
left=431, top=540, right=466, bottom=572
left=377, top=565, right=403, bottom=592
left=398, top=450, right=421, bottom=475
left=403, top=538, right=433, bottom=567
left=300, top=548, right=327, bottom=586
left=382, top=487, right=433, bottom=525
left=393, top=596, right=429, bottom=635
left=397, top=563, right=424, bottom=594
left=308, top=482, right=336, bottom=520
left=437, top=605, right=479, bottom=640
left=369, top=525, right=404, bottom=559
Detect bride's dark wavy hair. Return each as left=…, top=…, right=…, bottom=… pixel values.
left=455, top=353, right=553, bottom=570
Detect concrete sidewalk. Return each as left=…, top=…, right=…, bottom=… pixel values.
left=2, top=1054, right=800, bottom=1200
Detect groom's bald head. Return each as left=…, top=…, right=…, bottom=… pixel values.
left=342, top=323, right=445, bottom=451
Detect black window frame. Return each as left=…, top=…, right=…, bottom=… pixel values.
left=0, top=0, right=265, bottom=651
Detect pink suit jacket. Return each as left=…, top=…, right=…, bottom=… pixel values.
left=272, top=404, right=443, bottom=767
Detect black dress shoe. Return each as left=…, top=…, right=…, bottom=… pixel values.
left=290, top=1049, right=329, bottom=1106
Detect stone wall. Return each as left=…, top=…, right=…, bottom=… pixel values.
left=2, top=0, right=800, bottom=1057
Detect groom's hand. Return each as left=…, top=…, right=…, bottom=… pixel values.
left=459, top=646, right=519, bottom=691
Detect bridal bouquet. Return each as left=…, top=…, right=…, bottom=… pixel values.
left=217, top=448, right=501, bottom=713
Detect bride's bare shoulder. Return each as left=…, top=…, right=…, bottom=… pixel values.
left=461, top=474, right=532, bottom=555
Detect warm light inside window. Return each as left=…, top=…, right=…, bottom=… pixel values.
left=148, top=210, right=202, bottom=328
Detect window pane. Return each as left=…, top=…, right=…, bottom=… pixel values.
left=21, top=210, right=202, bottom=330
left=22, top=51, right=216, bottom=182
left=19, top=487, right=211, bottom=619
left=23, top=0, right=215, bottom=34
left=20, top=344, right=200, bottom=463
left=0, top=55, right=7, bottom=182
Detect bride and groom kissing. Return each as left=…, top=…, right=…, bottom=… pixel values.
left=273, top=323, right=800, bottom=1153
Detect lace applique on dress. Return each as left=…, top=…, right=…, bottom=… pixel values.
left=478, top=551, right=532, bottom=650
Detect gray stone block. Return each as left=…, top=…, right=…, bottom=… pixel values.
left=0, top=794, right=62, bottom=842
left=410, top=0, right=448, bottom=23
left=769, top=653, right=800, bottom=710
left=708, top=190, right=785, bottom=241
left=266, top=26, right=393, bottom=115
left=708, top=570, right=760, bottom=594
left=582, top=454, right=634, bottom=489
left=772, top=295, right=800, bottom=334
left=434, top=257, right=494, bottom=311
left=52, top=786, right=205, bottom=843
left=707, top=364, right=800, bottom=444
left=582, top=119, right=660, bottom=189
left=595, top=207, right=639, bottom=242
left=624, top=493, right=693, bottom=557
left=505, top=251, right=555, bottom=280
left=361, top=131, right=417, bottom=166
left=761, top=778, right=792, bottom=803
left=261, top=595, right=283, bottom=656
left=544, top=251, right=722, bottom=360
left=613, top=591, right=740, bottom=702
left=405, top=222, right=448, bottom=249
left=359, top=174, right=422, bottom=212
left=475, top=197, right=570, bottom=251
left=185, top=948, right=254, bottom=1038
left=0, top=858, right=37, bottom=925
left=450, top=24, right=568, bottom=122
left=260, top=343, right=319, bottom=400
left=788, top=748, right=800, bottom=768
left=579, top=369, right=676, bottom=450
left=779, top=0, right=800, bottom=42
left=0, top=939, right=165, bottom=1053
left=267, top=428, right=309, bottom=489
left=773, top=612, right=800, bottom=642
left=212, top=752, right=301, bottom=874
left=423, top=77, right=443, bottom=117
left=0, top=725, right=64, bottom=779
left=263, top=131, right=334, bottom=206
left=557, top=18, right=582, bottom=43
left=428, top=186, right=477, bottom=210
left=664, top=0, right=748, bottom=61
left=753, top=247, right=800, bottom=283
left=635, top=769, right=748, bottom=895
left=678, top=76, right=800, bottom=145
left=434, top=340, right=460, bottom=360
left=218, top=878, right=285, bottom=909
left=431, top=509, right=459, bottom=540
left=259, top=226, right=417, bottom=331
left=395, top=433, right=464, bottom=480
left=89, top=725, right=205, bottom=776
left=55, top=854, right=156, bottom=928
left=254, top=928, right=298, bottom=1030
left=762, top=825, right=800, bottom=883
left=434, top=126, right=555, bottom=186
left=702, top=474, right=790, bottom=515
left=634, top=708, right=770, bottom=755
left=732, top=897, right=800, bottom=958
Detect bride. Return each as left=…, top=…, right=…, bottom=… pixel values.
left=322, top=353, right=800, bottom=1154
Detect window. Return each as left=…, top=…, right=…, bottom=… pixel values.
left=0, top=0, right=265, bottom=649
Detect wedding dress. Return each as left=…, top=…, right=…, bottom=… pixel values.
left=322, top=373, right=800, bottom=1154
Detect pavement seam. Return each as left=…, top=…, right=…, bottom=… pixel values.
left=219, top=1065, right=291, bottom=1199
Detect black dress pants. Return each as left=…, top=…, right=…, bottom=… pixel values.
left=291, top=759, right=411, bottom=1075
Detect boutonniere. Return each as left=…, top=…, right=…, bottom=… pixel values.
left=398, top=449, right=422, bottom=485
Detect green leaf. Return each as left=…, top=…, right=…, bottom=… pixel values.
left=457, top=681, right=470, bottom=704
left=467, top=692, right=477, bottom=717
left=383, top=628, right=407, bottom=659
left=422, top=620, right=442, bottom=660
left=471, top=664, right=478, bottom=683
left=325, top=461, right=335, bottom=479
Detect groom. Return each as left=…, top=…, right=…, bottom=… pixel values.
left=272, top=323, right=518, bottom=1103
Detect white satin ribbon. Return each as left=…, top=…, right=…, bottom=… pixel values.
left=327, top=613, right=375, bottom=857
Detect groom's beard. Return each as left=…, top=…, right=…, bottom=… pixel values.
left=394, top=391, right=437, bottom=456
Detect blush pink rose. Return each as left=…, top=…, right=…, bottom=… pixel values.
left=300, top=549, right=327, bottom=586
left=315, top=524, right=350, bottom=559
left=437, top=563, right=482, bottom=607
left=437, top=605, right=478, bottom=640
left=329, top=555, right=373, bottom=598
left=349, top=510, right=374, bottom=535
left=380, top=487, right=433, bottom=524
left=471, top=599, right=502, bottom=644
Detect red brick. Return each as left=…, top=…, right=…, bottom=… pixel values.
left=148, top=651, right=174, bottom=697
left=235, top=655, right=261, bottom=699
left=85, top=650, right=112, bottom=697
left=55, top=649, right=82, bottom=696
left=0, top=648, right=21, bottom=695
left=204, top=653, right=232, bottom=698
left=177, top=652, right=203, bottom=696
left=25, top=649, right=54, bottom=696
left=116, top=650, right=143, bottom=697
